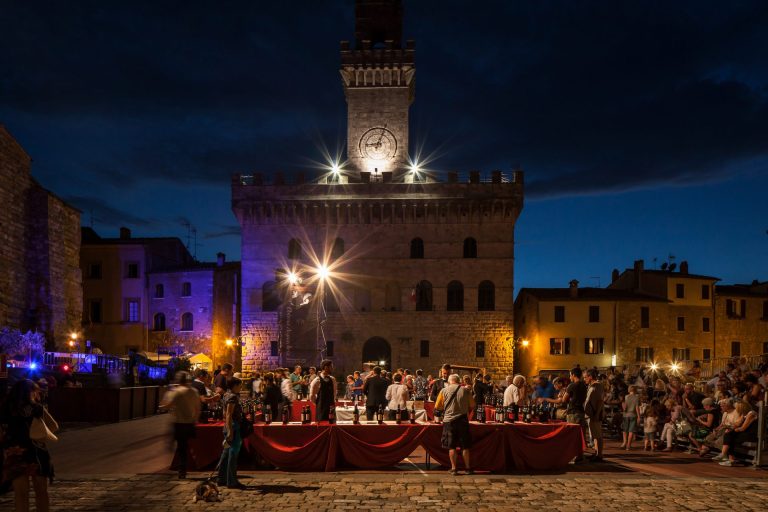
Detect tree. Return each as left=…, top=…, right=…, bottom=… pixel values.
left=0, top=328, right=46, bottom=358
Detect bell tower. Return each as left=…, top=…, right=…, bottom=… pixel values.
left=340, top=0, right=415, bottom=179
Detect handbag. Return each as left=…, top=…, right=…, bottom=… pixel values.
left=30, top=417, right=58, bottom=443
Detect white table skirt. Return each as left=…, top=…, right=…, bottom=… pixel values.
left=334, top=406, right=427, bottom=423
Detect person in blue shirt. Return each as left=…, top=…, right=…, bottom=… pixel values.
left=352, top=371, right=364, bottom=400
left=531, top=375, right=556, bottom=400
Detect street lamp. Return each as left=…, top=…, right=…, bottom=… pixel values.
left=507, top=337, right=529, bottom=375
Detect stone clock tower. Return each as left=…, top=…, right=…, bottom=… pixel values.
left=340, top=0, right=415, bottom=178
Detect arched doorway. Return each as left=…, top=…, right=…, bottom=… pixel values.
left=362, top=337, right=391, bottom=369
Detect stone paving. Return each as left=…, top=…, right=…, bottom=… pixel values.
left=2, top=472, right=768, bottom=511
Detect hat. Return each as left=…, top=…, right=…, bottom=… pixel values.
left=702, top=398, right=714, bottom=407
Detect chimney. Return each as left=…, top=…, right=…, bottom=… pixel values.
left=679, top=261, right=689, bottom=274
left=119, top=227, right=131, bottom=239
left=569, top=279, right=579, bottom=298
left=611, top=268, right=620, bottom=283
left=217, top=252, right=226, bottom=267
left=633, top=259, right=644, bottom=290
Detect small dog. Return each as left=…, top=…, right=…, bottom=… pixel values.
left=194, top=480, right=221, bottom=502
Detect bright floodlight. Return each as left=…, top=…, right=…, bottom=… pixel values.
left=70, top=332, right=78, bottom=340
left=68, top=340, right=75, bottom=348
left=379, top=360, right=386, bottom=365
left=331, top=163, right=341, bottom=174
left=225, top=339, right=234, bottom=347
left=521, top=339, right=529, bottom=347
left=316, top=264, right=330, bottom=281
left=287, top=271, right=299, bottom=285
left=670, top=362, right=680, bottom=372
left=650, top=363, right=659, bottom=371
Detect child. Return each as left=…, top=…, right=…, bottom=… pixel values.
left=643, top=405, right=658, bottom=451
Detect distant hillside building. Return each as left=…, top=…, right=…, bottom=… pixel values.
left=0, top=125, right=82, bottom=347
left=233, top=0, right=524, bottom=378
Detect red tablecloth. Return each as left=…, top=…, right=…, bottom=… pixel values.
left=176, top=421, right=583, bottom=472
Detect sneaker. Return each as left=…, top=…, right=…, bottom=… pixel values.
left=718, top=460, right=733, bottom=467
left=712, top=453, right=726, bottom=462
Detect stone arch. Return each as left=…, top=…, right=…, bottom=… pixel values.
left=362, top=336, right=391, bottom=369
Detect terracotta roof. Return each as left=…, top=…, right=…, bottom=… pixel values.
left=517, top=287, right=669, bottom=302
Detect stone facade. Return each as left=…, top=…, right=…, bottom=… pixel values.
left=148, top=256, right=241, bottom=369
left=0, top=125, right=82, bottom=347
left=714, top=282, right=768, bottom=358
left=234, top=1, right=523, bottom=380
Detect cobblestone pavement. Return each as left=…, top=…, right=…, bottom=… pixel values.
left=2, top=472, right=768, bottom=511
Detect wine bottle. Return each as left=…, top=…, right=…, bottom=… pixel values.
left=265, top=404, right=272, bottom=424
left=409, top=404, right=416, bottom=424
left=353, top=402, right=360, bottom=424
left=282, top=405, right=289, bottom=425
left=395, top=406, right=402, bottom=425
left=328, top=405, right=336, bottom=424
left=377, top=405, right=384, bottom=425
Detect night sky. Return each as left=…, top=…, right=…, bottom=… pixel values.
left=2, top=1, right=767, bottom=289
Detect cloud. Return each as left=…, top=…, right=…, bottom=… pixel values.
left=203, top=225, right=241, bottom=240
left=65, top=195, right=154, bottom=228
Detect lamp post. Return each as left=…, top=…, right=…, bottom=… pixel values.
left=315, top=264, right=330, bottom=367
left=507, top=337, right=529, bottom=375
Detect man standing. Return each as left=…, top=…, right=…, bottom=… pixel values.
left=584, top=369, right=605, bottom=461
left=351, top=371, right=364, bottom=401
left=503, top=375, right=526, bottom=407
left=160, top=371, right=201, bottom=479
left=281, top=368, right=297, bottom=406
left=563, top=367, right=588, bottom=461
left=435, top=374, right=475, bottom=475
left=385, top=373, right=409, bottom=420
left=214, top=363, right=233, bottom=398
left=309, top=360, right=338, bottom=421
left=190, top=369, right=215, bottom=423
left=413, top=369, right=428, bottom=401
left=363, top=366, right=388, bottom=420
left=290, top=365, right=303, bottom=398
left=429, top=364, right=451, bottom=402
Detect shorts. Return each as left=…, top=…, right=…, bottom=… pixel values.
left=622, top=415, right=637, bottom=433
left=441, top=415, right=471, bottom=449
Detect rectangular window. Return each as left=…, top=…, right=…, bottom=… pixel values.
left=554, top=305, right=565, bottom=323
left=640, top=307, right=650, bottom=328
left=672, top=348, right=690, bottom=361
left=677, top=316, right=685, bottom=331
left=326, top=340, right=334, bottom=357
left=88, top=263, right=102, bottom=279
left=549, top=338, right=570, bottom=355
left=88, top=300, right=102, bottom=324
left=475, top=341, right=485, bottom=358
left=420, top=339, right=429, bottom=358
left=635, top=347, right=654, bottom=363
left=731, top=341, right=741, bottom=357
left=763, top=341, right=768, bottom=355
left=702, top=317, right=710, bottom=332
left=703, top=349, right=711, bottom=361
left=584, top=337, right=604, bottom=354
left=727, top=299, right=746, bottom=318
left=701, top=284, right=710, bottom=300
left=270, top=340, right=279, bottom=357
left=588, top=305, right=600, bottom=323
left=126, top=262, right=139, bottom=279
left=182, top=282, right=192, bottom=297
left=124, top=299, right=140, bottom=322
left=675, top=283, right=685, bottom=299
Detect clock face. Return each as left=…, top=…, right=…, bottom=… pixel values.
left=359, top=127, right=397, bottom=161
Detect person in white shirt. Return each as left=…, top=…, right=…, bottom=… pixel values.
left=281, top=374, right=296, bottom=405
left=385, top=373, right=410, bottom=421
left=160, top=371, right=200, bottom=479
left=503, top=374, right=526, bottom=407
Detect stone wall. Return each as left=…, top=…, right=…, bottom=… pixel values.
left=0, top=127, right=32, bottom=329
left=714, top=294, right=768, bottom=358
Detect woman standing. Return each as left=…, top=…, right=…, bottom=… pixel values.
left=216, top=377, right=246, bottom=489
left=0, top=379, right=56, bottom=512
left=261, top=373, right=282, bottom=422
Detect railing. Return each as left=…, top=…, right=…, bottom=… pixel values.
left=699, top=354, right=767, bottom=379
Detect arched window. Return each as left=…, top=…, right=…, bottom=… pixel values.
left=331, top=237, right=344, bottom=261
left=463, top=237, right=477, bottom=258
left=415, top=280, right=433, bottom=311
left=181, top=282, right=191, bottom=297
left=181, top=312, right=193, bottom=331
left=478, top=281, right=495, bottom=311
left=154, top=284, right=164, bottom=298
left=153, top=313, right=166, bottom=331
left=288, top=238, right=302, bottom=260
left=262, top=281, right=279, bottom=312
left=447, top=281, right=464, bottom=311
left=410, top=238, right=424, bottom=259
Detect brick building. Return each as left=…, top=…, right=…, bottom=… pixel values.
left=80, top=227, right=195, bottom=354
left=715, top=281, right=768, bottom=358
left=234, top=0, right=524, bottom=378
left=0, top=125, right=82, bottom=348
left=147, top=253, right=240, bottom=369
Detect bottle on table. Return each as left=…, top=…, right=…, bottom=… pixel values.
left=282, top=405, right=289, bottom=425
left=353, top=402, right=360, bottom=424
left=395, top=406, right=402, bottom=425
left=377, top=405, right=384, bottom=425
left=264, top=405, right=272, bottom=425
left=328, top=405, right=336, bottom=424
left=477, top=404, right=485, bottom=423
left=409, top=404, right=416, bottom=424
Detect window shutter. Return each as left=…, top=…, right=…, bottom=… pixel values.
left=564, top=338, right=571, bottom=354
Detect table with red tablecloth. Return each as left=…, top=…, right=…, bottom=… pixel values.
left=290, top=400, right=436, bottom=421
left=175, top=421, right=584, bottom=472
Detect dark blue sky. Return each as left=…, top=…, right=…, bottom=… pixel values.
left=2, top=1, right=767, bottom=289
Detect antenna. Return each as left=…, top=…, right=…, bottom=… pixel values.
left=668, top=263, right=677, bottom=272
left=192, top=228, right=198, bottom=259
